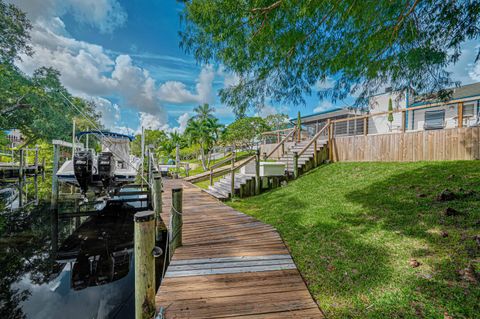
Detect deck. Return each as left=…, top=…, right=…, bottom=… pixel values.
left=156, top=179, right=323, bottom=318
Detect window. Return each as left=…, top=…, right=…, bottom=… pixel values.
left=424, top=110, right=445, bottom=130
left=463, top=103, right=475, bottom=117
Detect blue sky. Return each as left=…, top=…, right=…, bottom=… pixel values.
left=9, top=0, right=480, bottom=134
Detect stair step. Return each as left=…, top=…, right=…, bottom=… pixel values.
left=204, top=188, right=228, bottom=200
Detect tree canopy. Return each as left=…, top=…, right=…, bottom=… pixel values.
left=180, top=0, right=480, bottom=116
left=0, top=1, right=100, bottom=146
left=221, top=116, right=269, bottom=148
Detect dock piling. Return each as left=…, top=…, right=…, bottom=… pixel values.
left=153, top=175, right=166, bottom=241
left=51, top=144, right=60, bottom=210
left=169, top=187, right=183, bottom=259
left=134, top=211, right=156, bottom=319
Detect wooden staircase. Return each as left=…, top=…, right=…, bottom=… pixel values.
left=204, top=173, right=255, bottom=200
left=203, top=125, right=330, bottom=201
left=280, top=139, right=328, bottom=174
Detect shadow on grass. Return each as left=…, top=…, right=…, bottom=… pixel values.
left=341, top=161, right=480, bottom=318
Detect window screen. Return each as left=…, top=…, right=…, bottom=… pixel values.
left=424, top=110, right=445, bottom=130
left=463, top=103, right=475, bottom=117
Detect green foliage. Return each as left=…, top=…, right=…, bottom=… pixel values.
left=0, top=0, right=32, bottom=64
left=388, top=98, right=394, bottom=123
left=181, top=0, right=480, bottom=115
left=229, top=161, right=480, bottom=318
left=221, top=116, right=269, bottom=148
left=0, top=2, right=101, bottom=144
left=0, top=65, right=101, bottom=144
left=264, top=113, right=290, bottom=130
left=131, top=129, right=168, bottom=157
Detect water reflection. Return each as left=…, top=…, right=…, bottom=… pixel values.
left=1, top=197, right=141, bottom=319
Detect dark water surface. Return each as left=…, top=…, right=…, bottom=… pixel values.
left=0, top=182, right=154, bottom=319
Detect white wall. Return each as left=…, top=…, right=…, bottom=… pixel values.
left=410, top=102, right=479, bottom=130
left=368, top=91, right=408, bottom=134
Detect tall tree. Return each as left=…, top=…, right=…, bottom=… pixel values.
left=193, top=103, right=215, bottom=120
left=0, top=0, right=32, bottom=64
left=184, top=116, right=223, bottom=170
left=180, top=1, right=480, bottom=115
left=0, top=2, right=101, bottom=145
left=221, top=117, right=269, bottom=149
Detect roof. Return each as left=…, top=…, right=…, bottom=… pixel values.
left=291, top=107, right=346, bottom=122
left=75, top=130, right=135, bottom=141
left=410, top=82, right=480, bottom=107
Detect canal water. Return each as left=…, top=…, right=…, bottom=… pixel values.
left=0, top=178, right=162, bottom=319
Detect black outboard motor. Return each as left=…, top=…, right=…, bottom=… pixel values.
left=98, top=152, right=115, bottom=189
left=74, top=150, right=93, bottom=195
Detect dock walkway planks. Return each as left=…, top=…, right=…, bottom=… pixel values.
left=156, top=179, right=323, bottom=318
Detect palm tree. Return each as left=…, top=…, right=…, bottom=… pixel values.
left=184, top=116, right=223, bottom=171
left=193, top=103, right=215, bottom=121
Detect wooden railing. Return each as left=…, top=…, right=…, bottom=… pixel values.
left=264, top=126, right=297, bottom=159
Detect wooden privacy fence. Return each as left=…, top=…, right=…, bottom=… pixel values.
left=332, top=126, right=480, bottom=162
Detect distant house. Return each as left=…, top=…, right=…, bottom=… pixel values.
left=4, top=129, right=24, bottom=147
left=294, top=82, right=480, bottom=137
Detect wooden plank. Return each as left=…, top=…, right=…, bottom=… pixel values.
left=156, top=180, right=323, bottom=318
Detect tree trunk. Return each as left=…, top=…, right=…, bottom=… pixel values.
left=200, top=147, right=207, bottom=171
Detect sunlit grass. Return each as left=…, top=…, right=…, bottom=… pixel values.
left=228, top=161, right=480, bottom=318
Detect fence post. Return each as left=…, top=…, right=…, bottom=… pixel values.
left=401, top=110, right=406, bottom=132
left=363, top=116, right=368, bottom=136
left=170, top=187, right=183, bottom=258
left=313, top=140, right=318, bottom=167
left=209, top=169, right=214, bottom=186
left=185, top=163, right=189, bottom=177
left=281, top=142, right=285, bottom=157
left=51, top=144, right=60, bottom=210
left=328, top=119, right=333, bottom=162
left=230, top=151, right=235, bottom=199
left=255, top=149, right=261, bottom=195
left=293, top=151, right=299, bottom=179
left=458, top=102, right=464, bottom=128
left=134, top=211, right=156, bottom=319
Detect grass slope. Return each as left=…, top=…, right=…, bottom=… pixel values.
left=228, top=161, right=480, bottom=318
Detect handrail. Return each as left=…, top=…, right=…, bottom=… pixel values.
left=261, top=127, right=295, bottom=135
left=265, top=126, right=296, bottom=159
left=210, top=155, right=234, bottom=170
left=229, top=154, right=256, bottom=172
left=298, top=124, right=329, bottom=157
left=330, top=98, right=472, bottom=125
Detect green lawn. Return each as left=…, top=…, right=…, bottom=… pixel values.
left=228, top=161, right=480, bottom=318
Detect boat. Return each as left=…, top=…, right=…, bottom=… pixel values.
left=56, top=131, right=141, bottom=197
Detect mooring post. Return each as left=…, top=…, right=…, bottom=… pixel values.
left=153, top=175, right=166, bottom=242
left=134, top=211, right=156, bottom=319
left=293, top=151, right=299, bottom=179
left=255, top=149, right=261, bottom=195
left=51, top=143, right=60, bottom=210
left=169, top=187, right=183, bottom=260
left=18, top=148, right=24, bottom=207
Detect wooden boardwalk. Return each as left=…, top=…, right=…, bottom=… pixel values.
left=156, top=179, right=323, bottom=318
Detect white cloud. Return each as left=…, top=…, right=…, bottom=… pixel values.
left=138, top=112, right=168, bottom=133
left=9, top=0, right=127, bottom=34
left=89, top=97, right=120, bottom=129
left=175, top=113, right=190, bottom=133
left=313, top=100, right=335, bottom=113
left=157, top=65, right=215, bottom=104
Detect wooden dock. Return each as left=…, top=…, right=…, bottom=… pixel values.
left=156, top=180, right=323, bottom=318
left=0, top=163, right=44, bottom=180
